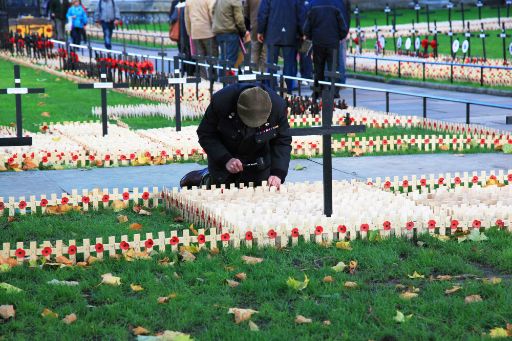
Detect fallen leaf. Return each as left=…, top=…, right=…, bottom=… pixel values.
left=41, top=111, right=50, bottom=117
left=331, top=261, right=347, bottom=272
left=0, top=305, right=15, bottom=320
left=86, top=256, right=98, bottom=265
left=226, top=279, right=239, bottom=288
left=408, top=271, right=425, bottom=279
left=209, top=247, right=220, bottom=255
left=101, top=273, right=121, bottom=286
left=62, top=313, right=77, bottom=325
left=117, top=215, right=128, bottom=223
left=286, top=274, right=309, bottom=291
left=489, top=327, right=509, bottom=338
left=344, top=281, right=358, bottom=289
left=323, top=320, right=331, bottom=326
left=179, top=250, right=196, bottom=263
left=323, top=276, right=334, bottom=283
left=41, top=308, right=58, bottom=318
left=400, top=291, right=418, bottom=300
left=294, top=164, right=306, bottom=171
left=179, top=245, right=200, bottom=254
left=130, top=284, right=144, bottom=292
left=111, top=200, right=127, bottom=212
left=157, top=296, right=170, bottom=304
left=37, top=101, right=46, bottom=107
left=439, top=144, right=450, bottom=151
left=129, top=223, right=142, bottom=230
left=235, top=273, right=247, bottom=281
left=225, top=266, right=236, bottom=272
left=435, top=275, right=452, bottom=281
left=468, top=229, right=488, bottom=242
left=47, top=279, right=79, bottom=286
left=242, top=256, right=264, bottom=265
left=56, top=255, right=73, bottom=266
left=351, top=147, right=364, bottom=157
left=158, top=257, right=174, bottom=267
left=349, top=260, right=358, bottom=274
left=132, top=326, right=150, bottom=336
left=393, top=310, right=412, bottom=323
left=124, top=249, right=151, bottom=262
left=228, top=307, right=258, bottom=324
left=445, top=286, right=462, bottom=295
left=295, top=315, right=312, bottom=324
left=0, top=283, right=22, bottom=293
left=248, top=320, right=259, bottom=331
left=335, top=241, right=352, bottom=250
left=154, top=331, right=193, bottom=340
left=465, top=294, right=483, bottom=304
left=483, top=277, right=502, bottom=285
left=188, top=224, right=198, bottom=236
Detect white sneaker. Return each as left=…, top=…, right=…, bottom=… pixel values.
left=301, top=81, right=309, bottom=86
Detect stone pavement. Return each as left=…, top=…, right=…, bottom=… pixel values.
left=1, top=153, right=511, bottom=199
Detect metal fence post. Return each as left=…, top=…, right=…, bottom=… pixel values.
left=375, top=58, right=378, bottom=75
left=423, top=97, right=427, bottom=118
left=398, top=60, right=401, bottom=78
left=353, top=88, right=357, bottom=107
left=450, top=64, right=454, bottom=83
left=422, top=62, right=426, bottom=82
left=480, top=66, right=484, bottom=86
left=353, top=56, right=356, bottom=72
left=466, top=103, right=471, bottom=124
left=385, top=92, right=390, bottom=113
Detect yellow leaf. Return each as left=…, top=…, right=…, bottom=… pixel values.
left=41, top=111, right=50, bottom=117
left=117, top=215, right=128, bottom=223
left=242, top=256, right=264, bottom=265
left=101, top=273, right=121, bottom=286
left=344, top=281, right=358, bottom=289
left=51, top=137, right=61, bottom=142
left=331, top=261, right=347, bottom=272
left=465, top=294, right=483, bottom=304
left=235, top=273, right=247, bottom=281
left=286, top=274, right=309, bottom=291
left=295, top=315, right=312, bottom=324
left=393, top=310, right=412, bottom=323
left=400, top=291, right=418, bottom=300
left=86, top=256, right=98, bottom=265
left=489, top=327, right=509, bottom=338
left=41, top=308, right=58, bottom=318
left=180, top=245, right=200, bottom=254
left=55, top=255, right=73, bottom=266
left=439, top=144, right=450, bottom=151
left=349, top=260, right=358, bottom=274
left=130, top=284, right=144, bottom=292
left=335, top=241, right=352, bottom=250
left=483, top=277, right=502, bottom=285
left=132, top=326, right=150, bottom=336
left=188, top=224, right=198, bottom=236
left=248, top=320, right=259, bottom=331
left=62, top=313, right=77, bottom=325
left=228, top=307, right=258, bottom=324
left=179, top=250, right=196, bottom=262
left=435, top=275, right=453, bottom=281
left=129, top=223, right=142, bottom=230
left=408, top=271, right=425, bottom=279
left=0, top=305, right=15, bottom=320
left=445, top=286, right=462, bottom=295
left=226, top=279, right=239, bottom=288
left=323, top=276, right=334, bottom=283
left=111, top=200, right=127, bottom=212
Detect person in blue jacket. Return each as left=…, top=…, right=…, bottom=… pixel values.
left=257, top=0, right=305, bottom=93
left=66, top=0, right=88, bottom=45
left=303, top=0, right=348, bottom=99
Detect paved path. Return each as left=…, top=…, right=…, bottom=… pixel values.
left=1, top=153, right=511, bottom=199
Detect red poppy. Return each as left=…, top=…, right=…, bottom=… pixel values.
left=410, top=138, right=416, bottom=144
left=267, top=229, right=277, bottom=239
left=120, top=241, right=130, bottom=250
left=472, top=176, right=479, bottom=183
left=104, top=154, right=111, bottom=161
left=144, top=151, right=151, bottom=158
left=472, top=220, right=481, bottom=229
left=508, top=174, right=512, bottom=182
left=353, top=37, right=359, bottom=45
left=42, top=156, right=48, bottom=163
left=420, top=179, right=427, bottom=186
left=428, top=220, right=436, bottom=229
left=120, top=155, right=127, bottom=161
left=360, top=223, right=369, bottom=232
left=72, top=155, right=78, bottom=161
left=40, top=198, right=48, bottom=207
left=406, top=221, right=415, bottom=230
left=430, top=40, right=438, bottom=49
left=315, top=226, right=324, bottom=235
left=82, top=196, right=90, bottom=204
left=383, top=221, right=391, bottom=231
left=490, top=175, right=497, bottom=180
left=61, top=197, right=69, bottom=205
left=95, top=243, right=104, bottom=253
left=68, top=245, right=77, bottom=255
left=454, top=177, right=461, bottom=185
left=450, top=220, right=459, bottom=230
left=383, top=139, right=388, bottom=145
left=291, top=228, right=300, bottom=237
left=170, top=236, right=179, bottom=245
left=496, top=219, right=505, bottom=228
left=41, top=246, right=52, bottom=257
left=197, top=234, right=206, bottom=244
left=122, top=192, right=130, bottom=200
left=142, top=192, right=150, bottom=200
left=15, top=248, right=25, bottom=258
left=421, top=38, right=429, bottom=49
left=89, top=155, right=95, bottom=161
left=102, top=194, right=110, bottom=203
left=438, top=177, right=444, bottom=185
left=402, top=180, right=409, bottom=188
left=367, top=181, right=373, bottom=186
left=245, top=231, right=253, bottom=241
left=397, top=139, right=402, bottom=145
left=384, top=181, right=391, bottom=189
left=18, top=201, right=27, bottom=210
left=338, top=225, right=347, bottom=233
left=221, top=233, right=230, bottom=241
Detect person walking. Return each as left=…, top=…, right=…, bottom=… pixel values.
left=244, top=0, right=266, bottom=71
left=304, top=0, right=348, bottom=99
left=66, top=0, right=88, bottom=45
left=212, top=0, right=247, bottom=68
left=338, top=0, right=351, bottom=85
left=184, top=0, right=218, bottom=78
left=94, top=0, right=121, bottom=50
left=48, top=0, right=70, bottom=41
left=257, top=0, right=305, bottom=93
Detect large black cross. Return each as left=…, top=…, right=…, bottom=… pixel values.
left=288, top=51, right=366, bottom=217
left=167, top=69, right=201, bottom=132
left=0, top=65, right=44, bottom=146
left=77, top=63, right=129, bottom=136
left=497, top=23, right=512, bottom=62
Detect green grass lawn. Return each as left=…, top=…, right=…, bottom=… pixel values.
left=1, top=205, right=511, bottom=339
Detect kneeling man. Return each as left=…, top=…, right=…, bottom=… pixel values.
left=197, top=83, right=291, bottom=189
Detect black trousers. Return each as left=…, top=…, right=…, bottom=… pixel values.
left=70, top=27, right=84, bottom=45
left=312, top=45, right=338, bottom=97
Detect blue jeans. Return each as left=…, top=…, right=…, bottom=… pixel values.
left=299, top=51, right=313, bottom=79
left=216, top=33, right=240, bottom=68
left=267, top=45, right=297, bottom=93
left=101, top=21, right=114, bottom=50
left=338, top=40, right=347, bottom=84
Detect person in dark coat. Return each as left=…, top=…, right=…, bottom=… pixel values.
left=257, top=0, right=305, bottom=93
left=48, top=0, right=70, bottom=40
left=304, top=0, right=348, bottom=99
left=197, top=84, right=292, bottom=189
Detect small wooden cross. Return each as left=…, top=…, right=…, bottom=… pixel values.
left=478, top=23, right=489, bottom=60
left=167, top=69, right=201, bottom=132
left=456, top=2, right=467, bottom=28
left=413, top=1, right=421, bottom=23
left=476, top=0, right=484, bottom=20
left=497, top=23, right=511, bottom=62
left=77, top=63, right=129, bottom=136
left=288, top=51, right=366, bottom=217
left=0, top=65, right=45, bottom=146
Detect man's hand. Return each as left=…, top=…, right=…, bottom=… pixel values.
left=257, top=33, right=264, bottom=43
left=268, top=176, right=282, bottom=189
left=225, top=158, right=243, bottom=174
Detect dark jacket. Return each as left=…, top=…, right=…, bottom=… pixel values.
left=257, top=0, right=305, bottom=47
left=197, top=83, right=292, bottom=185
left=49, top=0, right=70, bottom=20
left=304, top=0, right=347, bottom=48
